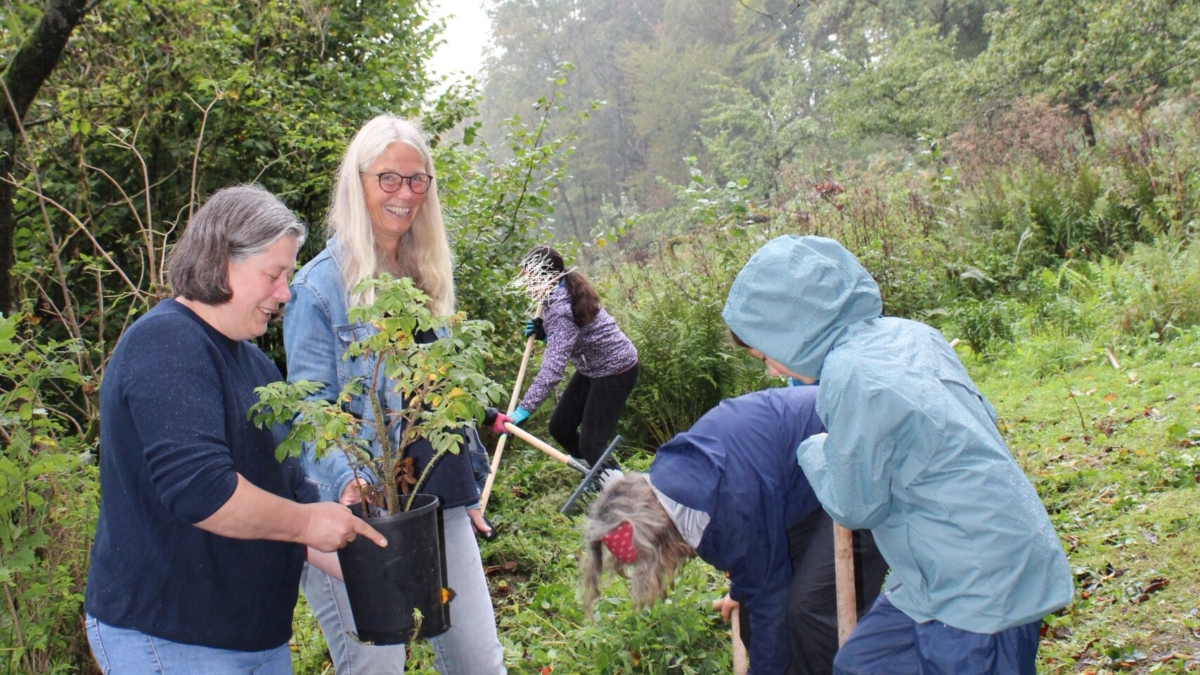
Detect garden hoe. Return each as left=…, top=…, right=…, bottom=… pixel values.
left=500, top=423, right=621, bottom=516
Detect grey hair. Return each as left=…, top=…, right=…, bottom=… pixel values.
left=168, top=184, right=307, bottom=304
left=580, top=472, right=695, bottom=616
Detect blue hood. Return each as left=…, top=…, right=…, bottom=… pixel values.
left=721, top=236, right=881, bottom=380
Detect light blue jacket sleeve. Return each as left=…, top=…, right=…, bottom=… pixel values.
left=796, top=378, right=899, bottom=530
left=283, top=282, right=373, bottom=503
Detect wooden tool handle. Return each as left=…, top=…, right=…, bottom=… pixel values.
left=834, top=523, right=857, bottom=646
left=504, top=423, right=587, bottom=472
left=479, top=306, right=543, bottom=513
left=732, top=605, right=748, bottom=675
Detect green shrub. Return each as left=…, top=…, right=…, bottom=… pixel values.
left=606, top=245, right=770, bottom=450
left=0, top=314, right=98, bottom=674
left=1112, top=237, right=1200, bottom=340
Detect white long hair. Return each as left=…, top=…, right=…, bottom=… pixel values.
left=327, top=114, right=455, bottom=315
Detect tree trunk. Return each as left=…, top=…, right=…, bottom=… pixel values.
left=0, top=0, right=91, bottom=313
left=1082, top=110, right=1097, bottom=148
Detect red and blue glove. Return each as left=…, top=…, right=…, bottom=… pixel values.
left=483, top=407, right=513, bottom=434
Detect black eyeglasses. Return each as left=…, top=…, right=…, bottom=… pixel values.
left=362, top=171, right=434, bottom=194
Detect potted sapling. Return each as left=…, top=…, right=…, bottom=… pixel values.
left=251, top=275, right=504, bottom=644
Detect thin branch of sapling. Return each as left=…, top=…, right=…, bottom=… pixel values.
left=332, top=438, right=371, bottom=511
left=184, top=93, right=221, bottom=225
left=1, top=577, right=32, bottom=674
left=0, top=96, right=92, bottom=378
left=1056, top=370, right=1089, bottom=439
left=402, top=427, right=450, bottom=513
left=396, top=386, right=431, bottom=512
left=251, top=150, right=300, bottom=185
left=6, top=181, right=148, bottom=303
left=38, top=381, right=88, bottom=435
left=81, top=160, right=149, bottom=237
left=367, top=355, right=401, bottom=516
left=104, top=116, right=159, bottom=284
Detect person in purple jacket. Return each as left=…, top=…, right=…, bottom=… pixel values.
left=505, top=246, right=639, bottom=467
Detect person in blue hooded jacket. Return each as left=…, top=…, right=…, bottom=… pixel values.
left=721, top=235, right=1073, bottom=674
left=581, top=386, right=888, bottom=675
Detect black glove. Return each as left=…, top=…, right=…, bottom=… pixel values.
left=524, top=317, right=547, bottom=341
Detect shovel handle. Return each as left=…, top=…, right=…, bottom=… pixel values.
left=731, top=606, right=748, bottom=675
left=480, top=306, right=543, bottom=513
left=834, top=523, right=857, bottom=646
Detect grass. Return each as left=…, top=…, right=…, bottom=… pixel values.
left=976, top=329, right=1200, bottom=673
left=294, top=328, right=1200, bottom=674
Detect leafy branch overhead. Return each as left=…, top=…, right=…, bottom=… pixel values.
left=251, top=276, right=506, bottom=515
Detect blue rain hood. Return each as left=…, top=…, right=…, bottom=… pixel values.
left=722, top=235, right=1073, bottom=634
left=722, top=235, right=882, bottom=380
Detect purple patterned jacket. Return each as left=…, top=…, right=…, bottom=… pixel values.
left=519, top=285, right=638, bottom=412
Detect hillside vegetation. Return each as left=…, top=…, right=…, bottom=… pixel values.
left=2, top=0, right=1198, bottom=672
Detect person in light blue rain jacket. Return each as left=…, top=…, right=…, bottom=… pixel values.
left=722, top=235, right=1073, bottom=674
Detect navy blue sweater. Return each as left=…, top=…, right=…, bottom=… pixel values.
left=85, top=299, right=317, bottom=651
left=649, top=387, right=825, bottom=675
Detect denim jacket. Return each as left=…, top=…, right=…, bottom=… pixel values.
left=283, top=243, right=479, bottom=508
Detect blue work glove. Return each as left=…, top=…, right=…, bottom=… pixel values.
left=509, top=407, right=531, bottom=426
left=524, top=318, right=547, bottom=341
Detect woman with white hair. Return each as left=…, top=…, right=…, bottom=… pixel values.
left=284, top=115, right=505, bottom=674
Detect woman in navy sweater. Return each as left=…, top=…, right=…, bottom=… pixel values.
left=582, top=387, right=887, bottom=675
left=84, top=185, right=384, bottom=673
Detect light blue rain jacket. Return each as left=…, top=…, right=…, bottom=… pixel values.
left=722, top=235, right=1073, bottom=634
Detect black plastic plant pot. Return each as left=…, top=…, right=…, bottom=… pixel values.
left=339, top=494, right=452, bottom=644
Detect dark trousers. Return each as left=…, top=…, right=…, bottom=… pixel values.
left=832, top=595, right=1042, bottom=675
left=547, top=363, right=639, bottom=466
left=738, top=510, right=889, bottom=675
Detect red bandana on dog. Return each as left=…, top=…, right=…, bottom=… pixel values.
left=601, top=521, right=638, bottom=563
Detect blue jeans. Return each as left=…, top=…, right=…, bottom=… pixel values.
left=85, top=615, right=291, bottom=674
left=833, top=595, right=1042, bottom=675
left=302, top=505, right=506, bottom=674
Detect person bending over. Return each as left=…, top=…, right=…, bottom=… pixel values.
left=582, top=387, right=888, bottom=675
left=505, top=246, right=638, bottom=468
left=722, top=235, right=1073, bottom=674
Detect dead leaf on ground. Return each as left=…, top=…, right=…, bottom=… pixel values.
left=1135, top=577, right=1170, bottom=602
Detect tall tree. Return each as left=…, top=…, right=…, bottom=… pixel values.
left=0, top=0, right=91, bottom=313
left=482, top=0, right=665, bottom=241
left=975, top=0, right=1200, bottom=145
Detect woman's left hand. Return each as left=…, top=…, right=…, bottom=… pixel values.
left=711, top=594, right=739, bottom=622
left=468, top=507, right=496, bottom=540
